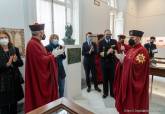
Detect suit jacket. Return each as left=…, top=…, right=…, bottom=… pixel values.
left=82, top=41, right=97, bottom=64
left=144, top=43, right=157, bottom=58
left=99, top=38, right=117, bottom=62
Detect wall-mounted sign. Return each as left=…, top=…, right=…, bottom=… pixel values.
left=67, top=48, right=81, bottom=64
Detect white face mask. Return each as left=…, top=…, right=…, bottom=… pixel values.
left=52, top=39, right=59, bottom=45
left=0, top=38, right=9, bottom=46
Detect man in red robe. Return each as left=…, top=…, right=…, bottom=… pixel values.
left=115, top=30, right=149, bottom=114
left=116, top=34, right=131, bottom=54
left=114, top=35, right=131, bottom=98
left=25, top=23, right=59, bottom=113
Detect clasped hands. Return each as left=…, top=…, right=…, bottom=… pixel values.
left=6, top=54, right=17, bottom=67
left=100, top=48, right=114, bottom=57
left=52, top=46, right=65, bottom=57
left=115, top=53, right=125, bottom=63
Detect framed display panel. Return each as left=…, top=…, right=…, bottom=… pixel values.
left=27, top=97, right=94, bottom=114
left=0, top=28, right=25, bottom=56
left=67, top=48, right=81, bottom=64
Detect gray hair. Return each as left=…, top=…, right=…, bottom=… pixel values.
left=31, top=31, right=41, bottom=36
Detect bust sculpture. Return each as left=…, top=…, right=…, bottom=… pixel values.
left=63, top=24, right=75, bottom=45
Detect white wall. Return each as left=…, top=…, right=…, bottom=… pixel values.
left=0, top=0, right=37, bottom=46
left=80, top=0, right=110, bottom=43
left=137, top=0, right=165, bottom=58
left=123, top=0, right=165, bottom=37
left=0, top=0, right=24, bottom=28
left=137, top=0, right=165, bottom=37
left=23, top=0, right=37, bottom=45
left=124, top=0, right=138, bottom=36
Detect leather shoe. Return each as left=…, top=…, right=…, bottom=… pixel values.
left=95, top=87, right=101, bottom=92
left=102, top=94, right=108, bottom=99
left=87, top=88, right=91, bottom=92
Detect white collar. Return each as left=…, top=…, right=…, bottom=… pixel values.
left=105, top=38, right=110, bottom=43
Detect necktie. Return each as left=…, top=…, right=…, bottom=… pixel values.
left=89, top=41, right=91, bottom=46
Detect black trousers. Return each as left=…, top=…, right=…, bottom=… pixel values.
left=83, top=61, right=98, bottom=88
left=101, top=60, right=115, bottom=96
left=0, top=102, right=17, bottom=114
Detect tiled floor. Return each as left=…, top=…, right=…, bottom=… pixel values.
left=18, top=79, right=165, bottom=114
left=74, top=84, right=165, bottom=114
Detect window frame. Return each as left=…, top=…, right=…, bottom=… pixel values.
left=36, top=0, right=73, bottom=45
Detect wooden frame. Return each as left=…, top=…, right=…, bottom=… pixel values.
left=0, top=28, right=25, bottom=56
left=27, top=97, right=94, bottom=114
left=150, top=58, right=165, bottom=98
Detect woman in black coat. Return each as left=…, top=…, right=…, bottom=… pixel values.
left=0, top=31, right=24, bottom=114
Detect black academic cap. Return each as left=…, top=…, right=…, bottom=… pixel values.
left=29, top=23, right=45, bottom=32
left=118, top=34, right=126, bottom=39
left=150, top=36, right=156, bottom=40
left=129, top=30, right=144, bottom=37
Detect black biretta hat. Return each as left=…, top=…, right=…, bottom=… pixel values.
left=29, top=23, right=45, bottom=32
left=118, top=35, right=126, bottom=39
left=129, top=30, right=144, bottom=37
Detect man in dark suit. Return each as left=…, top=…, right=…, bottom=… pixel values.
left=144, top=36, right=157, bottom=58
left=82, top=32, right=101, bottom=93
left=99, top=29, right=117, bottom=98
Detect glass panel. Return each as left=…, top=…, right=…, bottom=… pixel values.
left=110, top=0, right=115, bottom=7
left=53, top=3, right=66, bottom=44
left=57, top=0, right=65, bottom=2
left=51, top=108, right=71, bottom=114
left=66, top=0, right=72, bottom=5
left=37, top=0, right=74, bottom=45
left=67, top=8, right=72, bottom=24
left=110, top=12, right=114, bottom=34
left=37, top=0, right=53, bottom=46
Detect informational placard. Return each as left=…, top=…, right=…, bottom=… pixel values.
left=67, top=48, right=81, bottom=64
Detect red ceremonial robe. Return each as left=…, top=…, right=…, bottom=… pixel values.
left=25, top=38, right=58, bottom=113
left=95, top=54, right=103, bottom=83
left=114, top=44, right=131, bottom=98
left=115, top=44, right=149, bottom=114
left=113, top=61, right=123, bottom=100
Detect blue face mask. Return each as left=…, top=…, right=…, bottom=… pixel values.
left=52, top=39, right=59, bottom=45
left=87, top=36, right=92, bottom=42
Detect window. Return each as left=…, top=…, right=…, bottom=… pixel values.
left=110, top=12, right=115, bottom=35
left=106, top=0, right=117, bottom=8
left=108, top=0, right=125, bottom=39
left=37, top=0, right=52, bottom=45
left=109, top=0, right=117, bottom=37
left=36, top=0, right=78, bottom=46
left=53, top=4, right=66, bottom=41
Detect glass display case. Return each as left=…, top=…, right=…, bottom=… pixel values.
left=27, top=97, right=94, bottom=114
